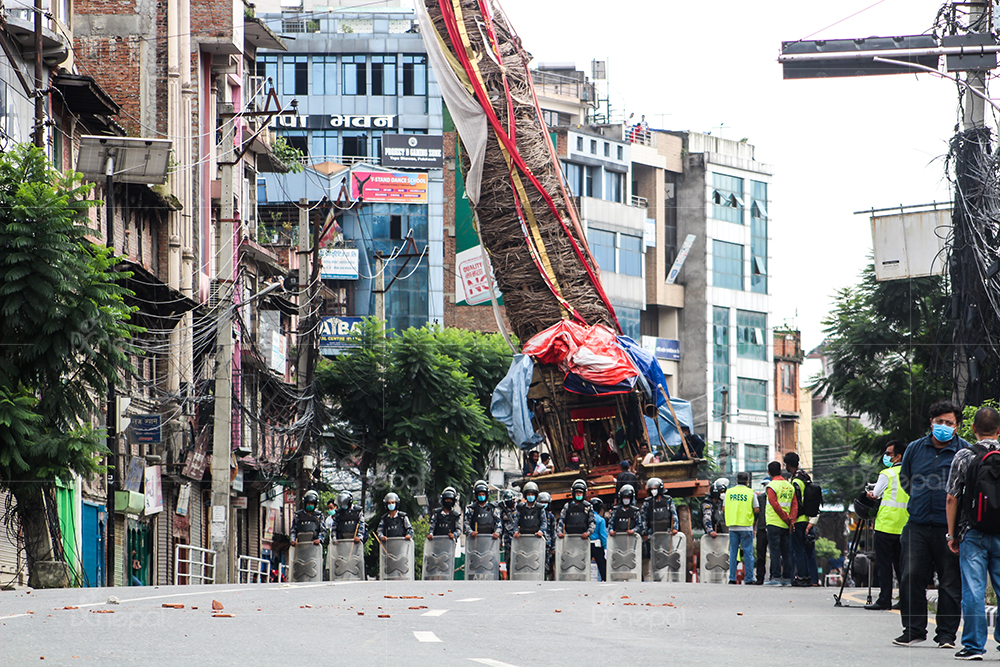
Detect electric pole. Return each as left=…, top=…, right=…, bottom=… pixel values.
left=295, top=199, right=311, bottom=506
left=33, top=0, right=43, bottom=148
left=211, top=102, right=236, bottom=584
left=374, top=252, right=385, bottom=321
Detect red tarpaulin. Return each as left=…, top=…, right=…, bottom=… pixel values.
left=522, top=321, right=638, bottom=386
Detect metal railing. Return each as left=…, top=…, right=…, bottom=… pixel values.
left=173, top=544, right=217, bottom=585
left=237, top=555, right=271, bottom=583
left=297, top=154, right=378, bottom=167
left=630, top=195, right=648, bottom=208
left=530, top=69, right=597, bottom=107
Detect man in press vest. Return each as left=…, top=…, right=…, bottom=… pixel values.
left=865, top=440, right=908, bottom=611
left=763, top=460, right=797, bottom=586
left=724, top=471, right=759, bottom=584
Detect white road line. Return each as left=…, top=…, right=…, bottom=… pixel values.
left=547, top=588, right=567, bottom=591
left=2, top=613, right=36, bottom=619
left=455, top=597, right=483, bottom=602
left=421, top=609, right=449, bottom=617
left=413, top=631, right=442, bottom=643
left=469, top=659, right=521, bottom=667
left=509, top=591, right=535, bottom=595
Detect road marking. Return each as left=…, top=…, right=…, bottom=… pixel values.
left=456, top=597, right=483, bottom=602
left=547, top=588, right=567, bottom=591
left=413, top=631, right=442, bottom=642
left=509, top=591, right=536, bottom=595
left=599, top=583, right=616, bottom=587
left=421, top=609, right=449, bottom=617
left=469, top=659, right=521, bottom=667
left=2, top=613, right=36, bottom=619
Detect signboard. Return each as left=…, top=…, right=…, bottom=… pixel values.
left=123, top=456, right=144, bottom=492
left=263, top=509, right=276, bottom=541
left=232, top=496, right=248, bottom=509
left=268, top=330, right=286, bottom=373
left=319, top=316, right=364, bottom=353
left=457, top=250, right=497, bottom=306
left=132, top=414, right=162, bottom=444
left=350, top=171, right=428, bottom=204
left=453, top=157, right=502, bottom=306
left=644, top=217, right=656, bottom=248
left=871, top=209, right=950, bottom=281
left=320, top=247, right=360, bottom=280
left=666, top=233, right=696, bottom=284
left=642, top=336, right=681, bottom=361
left=275, top=114, right=397, bottom=130
left=144, top=466, right=163, bottom=515
left=381, top=134, right=445, bottom=169
left=175, top=483, right=191, bottom=517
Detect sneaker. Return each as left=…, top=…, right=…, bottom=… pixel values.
left=791, top=578, right=810, bottom=587
left=781, top=579, right=792, bottom=587
left=893, top=634, right=927, bottom=646
left=939, top=640, right=956, bottom=649
left=745, top=580, right=756, bottom=585
left=763, top=579, right=782, bottom=586
left=728, top=580, right=738, bottom=585
left=954, top=649, right=984, bottom=660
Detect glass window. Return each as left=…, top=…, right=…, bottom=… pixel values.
left=371, top=55, right=396, bottom=96
left=342, top=131, right=367, bottom=158
left=282, top=55, right=308, bottom=96
left=605, top=171, right=623, bottom=203
left=282, top=130, right=308, bottom=156
left=371, top=131, right=384, bottom=161
left=563, top=162, right=582, bottom=195
left=736, top=310, right=766, bottom=360
left=342, top=55, right=367, bottom=95
left=616, top=305, right=640, bottom=341
left=617, top=145, right=623, bottom=160
left=257, top=56, right=278, bottom=91
left=310, top=130, right=338, bottom=160
left=584, top=166, right=595, bottom=197
left=713, top=306, right=729, bottom=418
left=603, top=142, right=610, bottom=157
left=745, top=444, right=768, bottom=472
left=576, top=136, right=583, bottom=151
left=751, top=180, right=768, bottom=294
left=402, top=55, right=427, bottom=96
left=590, top=139, right=597, bottom=154
left=711, top=172, right=744, bottom=224
left=738, top=377, right=767, bottom=412
left=781, top=363, right=794, bottom=395
left=590, top=229, right=616, bottom=273
left=619, top=234, right=642, bottom=277
left=712, top=240, right=743, bottom=290
left=312, top=56, right=336, bottom=96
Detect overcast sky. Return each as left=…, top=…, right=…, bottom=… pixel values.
left=492, top=0, right=962, bottom=354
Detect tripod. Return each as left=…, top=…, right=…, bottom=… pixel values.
left=834, top=517, right=875, bottom=607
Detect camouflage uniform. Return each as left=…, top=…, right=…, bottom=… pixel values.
left=641, top=494, right=680, bottom=536
left=376, top=511, right=414, bottom=539
left=429, top=507, right=463, bottom=537
left=463, top=501, right=502, bottom=536
left=329, top=507, right=368, bottom=542
left=543, top=508, right=556, bottom=578
left=701, top=497, right=726, bottom=534
left=556, top=500, right=597, bottom=535
left=609, top=503, right=647, bottom=536
left=290, top=508, right=326, bottom=543
left=501, top=503, right=518, bottom=573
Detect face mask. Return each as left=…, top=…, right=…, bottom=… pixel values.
left=882, top=454, right=893, bottom=468
left=443, top=500, right=453, bottom=508
left=622, top=498, right=631, bottom=506
left=574, top=493, right=584, bottom=501
left=386, top=503, right=396, bottom=512
left=305, top=505, right=315, bottom=512
left=326, top=509, right=334, bottom=515
left=932, top=423, right=955, bottom=442
left=525, top=495, right=536, bottom=503
left=477, top=494, right=487, bottom=503
left=650, top=489, right=659, bottom=497
left=539, top=503, right=548, bottom=509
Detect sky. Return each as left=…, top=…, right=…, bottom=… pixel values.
left=490, top=0, right=963, bottom=353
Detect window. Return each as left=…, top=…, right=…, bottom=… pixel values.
left=563, top=162, right=582, bottom=195
left=257, top=56, right=278, bottom=91
left=604, top=142, right=610, bottom=157
left=781, top=363, right=794, bottom=395
left=310, top=130, right=338, bottom=159
left=584, top=166, right=596, bottom=197
left=282, top=55, right=308, bottom=96
left=736, top=310, right=766, bottom=360
left=713, top=306, right=729, bottom=418
left=605, top=171, right=623, bottom=203
left=342, top=131, right=367, bottom=158
left=312, top=56, right=336, bottom=95
left=590, top=139, right=597, bottom=154
left=282, top=130, right=308, bottom=156
left=590, top=229, right=616, bottom=273
left=616, top=305, right=640, bottom=341
left=751, top=180, right=768, bottom=294
left=617, top=145, right=623, bottom=160
left=390, top=215, right=402, bottom=239
left=712, top=240, right=743, bottom=290
left=371, top=55, right=396, bottom=96
left=745, top=444, right=768, bottom=472
left=711, top=172, right=744, bottom=224
left=738, top=378, right=767, bottom=412
left=371, top=131, right=384, bottom=160
left=619, top=234, right=642, bottom=277
left=402, top=55, right=427, bottom=95
left=576, top=136, right=583, bottom=151
left=342, top=55, right=367, bottom=95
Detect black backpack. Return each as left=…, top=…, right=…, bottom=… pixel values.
left=962, top=444, right=1000, bottom=534
left=794, top=471, right=823, bottom=518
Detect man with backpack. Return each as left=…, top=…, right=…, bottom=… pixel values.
left=947, top=406, right=1000, bottom=660
left=784, top=452, right=820, bottom=586
left=865, top=440, right=908, bottom=610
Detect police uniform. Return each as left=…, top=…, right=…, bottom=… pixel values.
left=701, top=496, right=726, bottom=534
left=464, top=501, right=502, bottom=537
left=330, top=506, right=368, bottom=542
left=609, top=502, right=646, bottom=536
left=430, top=506, right=462, bottom=537
left=376, top=510, right=414, bottom=539
left=543, top=508, right=556, bottom=577
left=501, top=504, right=517, bottom=575
left=512, top=502, right=549, bottom=536
left=557, top=499, right=597, bottom=536
left=641, top=494, right=680, bottom=536
left=291, top=508, right=326, bottom=543
left=872, top=463, right=909, bottom=608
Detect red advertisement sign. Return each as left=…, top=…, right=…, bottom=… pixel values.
left=350, top=171, right=428, bottom=204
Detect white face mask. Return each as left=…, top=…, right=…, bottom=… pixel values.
left=650, top=489, right=659, bottom=497
left=622, top=498, right=631, bottom=506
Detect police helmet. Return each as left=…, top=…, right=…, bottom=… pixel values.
left=646, top=477, right=664, bottom=491
left=303, top=489, right=319, bottom=505
left=619, top=484, right=635, bottom=499
left=537, top=491, right=552, bottom=505
left=523, top=481, right=539, bottom=495
left=501, top=489, right=516, bottom=505
left=473, top=479, right=489, bottom=495
left=571, top=479, right=588, bottom=493
left=336, top=490, right=353, bottom=509
left=590, top=497, right=604, bottom=512
left=441, top=486, right=458, bottom=503
left=384, top=492, right=400, bottom=505
left=711, top=478, right=729, bottom=496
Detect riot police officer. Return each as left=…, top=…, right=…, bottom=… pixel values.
left=330, top=490, right=368, bottom=543
left=641, top=477, right=679, bottom=538
left=557, top=479, right=596, bottom=539
left=538, top=491, right=556, bottom=579
left=609, top=484, right=646, bottom=537
left=500, top=489, right=518, bottom=576
left=427, top=486, right=462, bottom=541
left=376, top=492, right=413, bottom=541
left=512, top=482, right=548, bottom=539
left=702, top=478, right=729, bottom=537
left=464, top=480, right=501, bottom=539
left=290, top=489, right=326, bottom=546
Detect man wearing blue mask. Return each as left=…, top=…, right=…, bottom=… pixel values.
left=893, top=401, right=970, bottom=648
left=866, top=440, right=908, bottom=610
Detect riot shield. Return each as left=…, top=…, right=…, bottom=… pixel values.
left=329, top=538, right=365, bottom=581
left=555, top=535, right=592, bottom=582
left=510, top=535, right=546, bottom=581
left=607, top=533, right=641, bottom=582
left=292, top=531, right=323, bottom=583
left=699, top=533, right=730, bottom=584
left=422, top=536, right=456, bottom=581
left=380, top=537, right=414, bottom=581
left=649, top=531, right=686, bottom=583
left=465, top=534, right=500, bottom=581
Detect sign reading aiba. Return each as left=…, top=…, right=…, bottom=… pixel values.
left=319, top=316, right=364, bottom=355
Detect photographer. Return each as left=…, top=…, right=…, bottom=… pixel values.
left=864, top=440, right=908, bottom=610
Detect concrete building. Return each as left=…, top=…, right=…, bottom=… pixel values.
left=774, top=329, right=804, bottom=465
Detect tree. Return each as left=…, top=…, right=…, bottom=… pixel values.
left=0, top=144, right=139, bottom=587
left=811, top=263, right=952, bottom=455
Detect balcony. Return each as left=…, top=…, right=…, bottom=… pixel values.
left=4, top=1, right=70, bottom=66
left=530, top=70, right=597, bottom=109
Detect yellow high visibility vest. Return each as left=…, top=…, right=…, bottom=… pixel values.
left=724, top=485, right=755, bottom=528
left=874, top=465, right=909, bottom=535
left=765, top=479, right=795, bottom=529
left=792, top=477, right=809, bottom=523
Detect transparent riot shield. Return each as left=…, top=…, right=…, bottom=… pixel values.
left=555, top=535, right=592, bottom=582
left=699, top=533, right=731, bottom=584
left=292, top=531, right=323, bottom=583
left=649, top=531, right=686, bottom=582
left=607, top=533, right=641, bottom=582
left=465, top=534, right=500, bottom=581
left=422, top=536, right=456, bottom=581
left=380, top=536, right=414, bottom=581
left=510, top=535, right=546, bottom=581
left=329, top=538, right=365, bottom=581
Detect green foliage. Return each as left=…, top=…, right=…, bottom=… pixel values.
left=814, top=536, right=839, bottom=559
left=811, top=263, right=952, bottom=454
left=412, top=516, right=430, bottom=579
left=958, top=400, right=998, bottom=442
left=272, top=135, right=305, bottom=173
left=0, top=143, right=140, bottom=490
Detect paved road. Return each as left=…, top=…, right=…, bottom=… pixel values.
left=1, top=581, right=967, bottom=666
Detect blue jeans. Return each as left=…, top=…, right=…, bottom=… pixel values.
left=791, top=522, right=819, bottom=582
left=729, top=529, right=755, bottom=583
left=766, top=525, right=792, bottom=581
left=959, top=530, right=1000, bottom=653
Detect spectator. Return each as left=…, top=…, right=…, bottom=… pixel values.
left=753, top=478, right=769, bottom=585
left=673, top=426, right=706, bottom=460
left=946, top=406, right=1000, bottom=660
left=589, top=497, right=608, bottom=581
left=724, top=471, right=758, bottom=585
left=865, top=439, right=908, bottom=610
left=763, top=461, right=797, bottom=586
left=523, top=450, right=539, bottom=476
left=894, top=401, right=969, bottom=648
left=640, top=445, right=658, bottom=466
left=784, top=452, right=819, bottom=586
left=534, top=452, right=554, bottom=476
left=616, top=460, right=639, bottom=493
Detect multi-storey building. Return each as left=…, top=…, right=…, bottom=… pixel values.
left=774, top=329, right=804, bottom=464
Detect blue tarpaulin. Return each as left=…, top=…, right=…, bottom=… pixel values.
left=490, top=354, right=543, bottom=450
left=643, top=398, right=693, bottom=452
left=617, top=336, right=668, bottom=408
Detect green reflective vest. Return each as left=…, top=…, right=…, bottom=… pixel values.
left=765, top=479, right=795, bottom=529
left=724, top=485, right=755, bottom=528
left=874, top=465, right=909, bottom=535
left=791, top=477, right=809, bottom=523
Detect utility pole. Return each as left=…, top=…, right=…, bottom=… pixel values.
left=32, top=0, right=43, bottom=148
left=104, top=156, right=117, bottom=586
left=211, top=102, right=236, bottom=584
left=295, top=199, right=311, bottom=506
left=374, top=252, right=385, bottom=321
left=720, top=386, right=729, bottom=473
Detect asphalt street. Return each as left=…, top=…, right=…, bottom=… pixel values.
left=0, top=581, right=975, bottom=666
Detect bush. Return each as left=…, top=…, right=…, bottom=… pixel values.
left=815, top=537, right=839, bottom=559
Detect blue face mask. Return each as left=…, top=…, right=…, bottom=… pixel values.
left=882, top=454, right=893, bottom=468
left=386, top=503, right=396, bottom=512
left=932, top=423, right=955, bottom=442
left=525, top=495, right=536, bottom=503
left=477, top=494, right=487, bottom=503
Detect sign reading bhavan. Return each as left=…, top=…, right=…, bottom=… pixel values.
left=381, top=134, right=444, bottom=169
